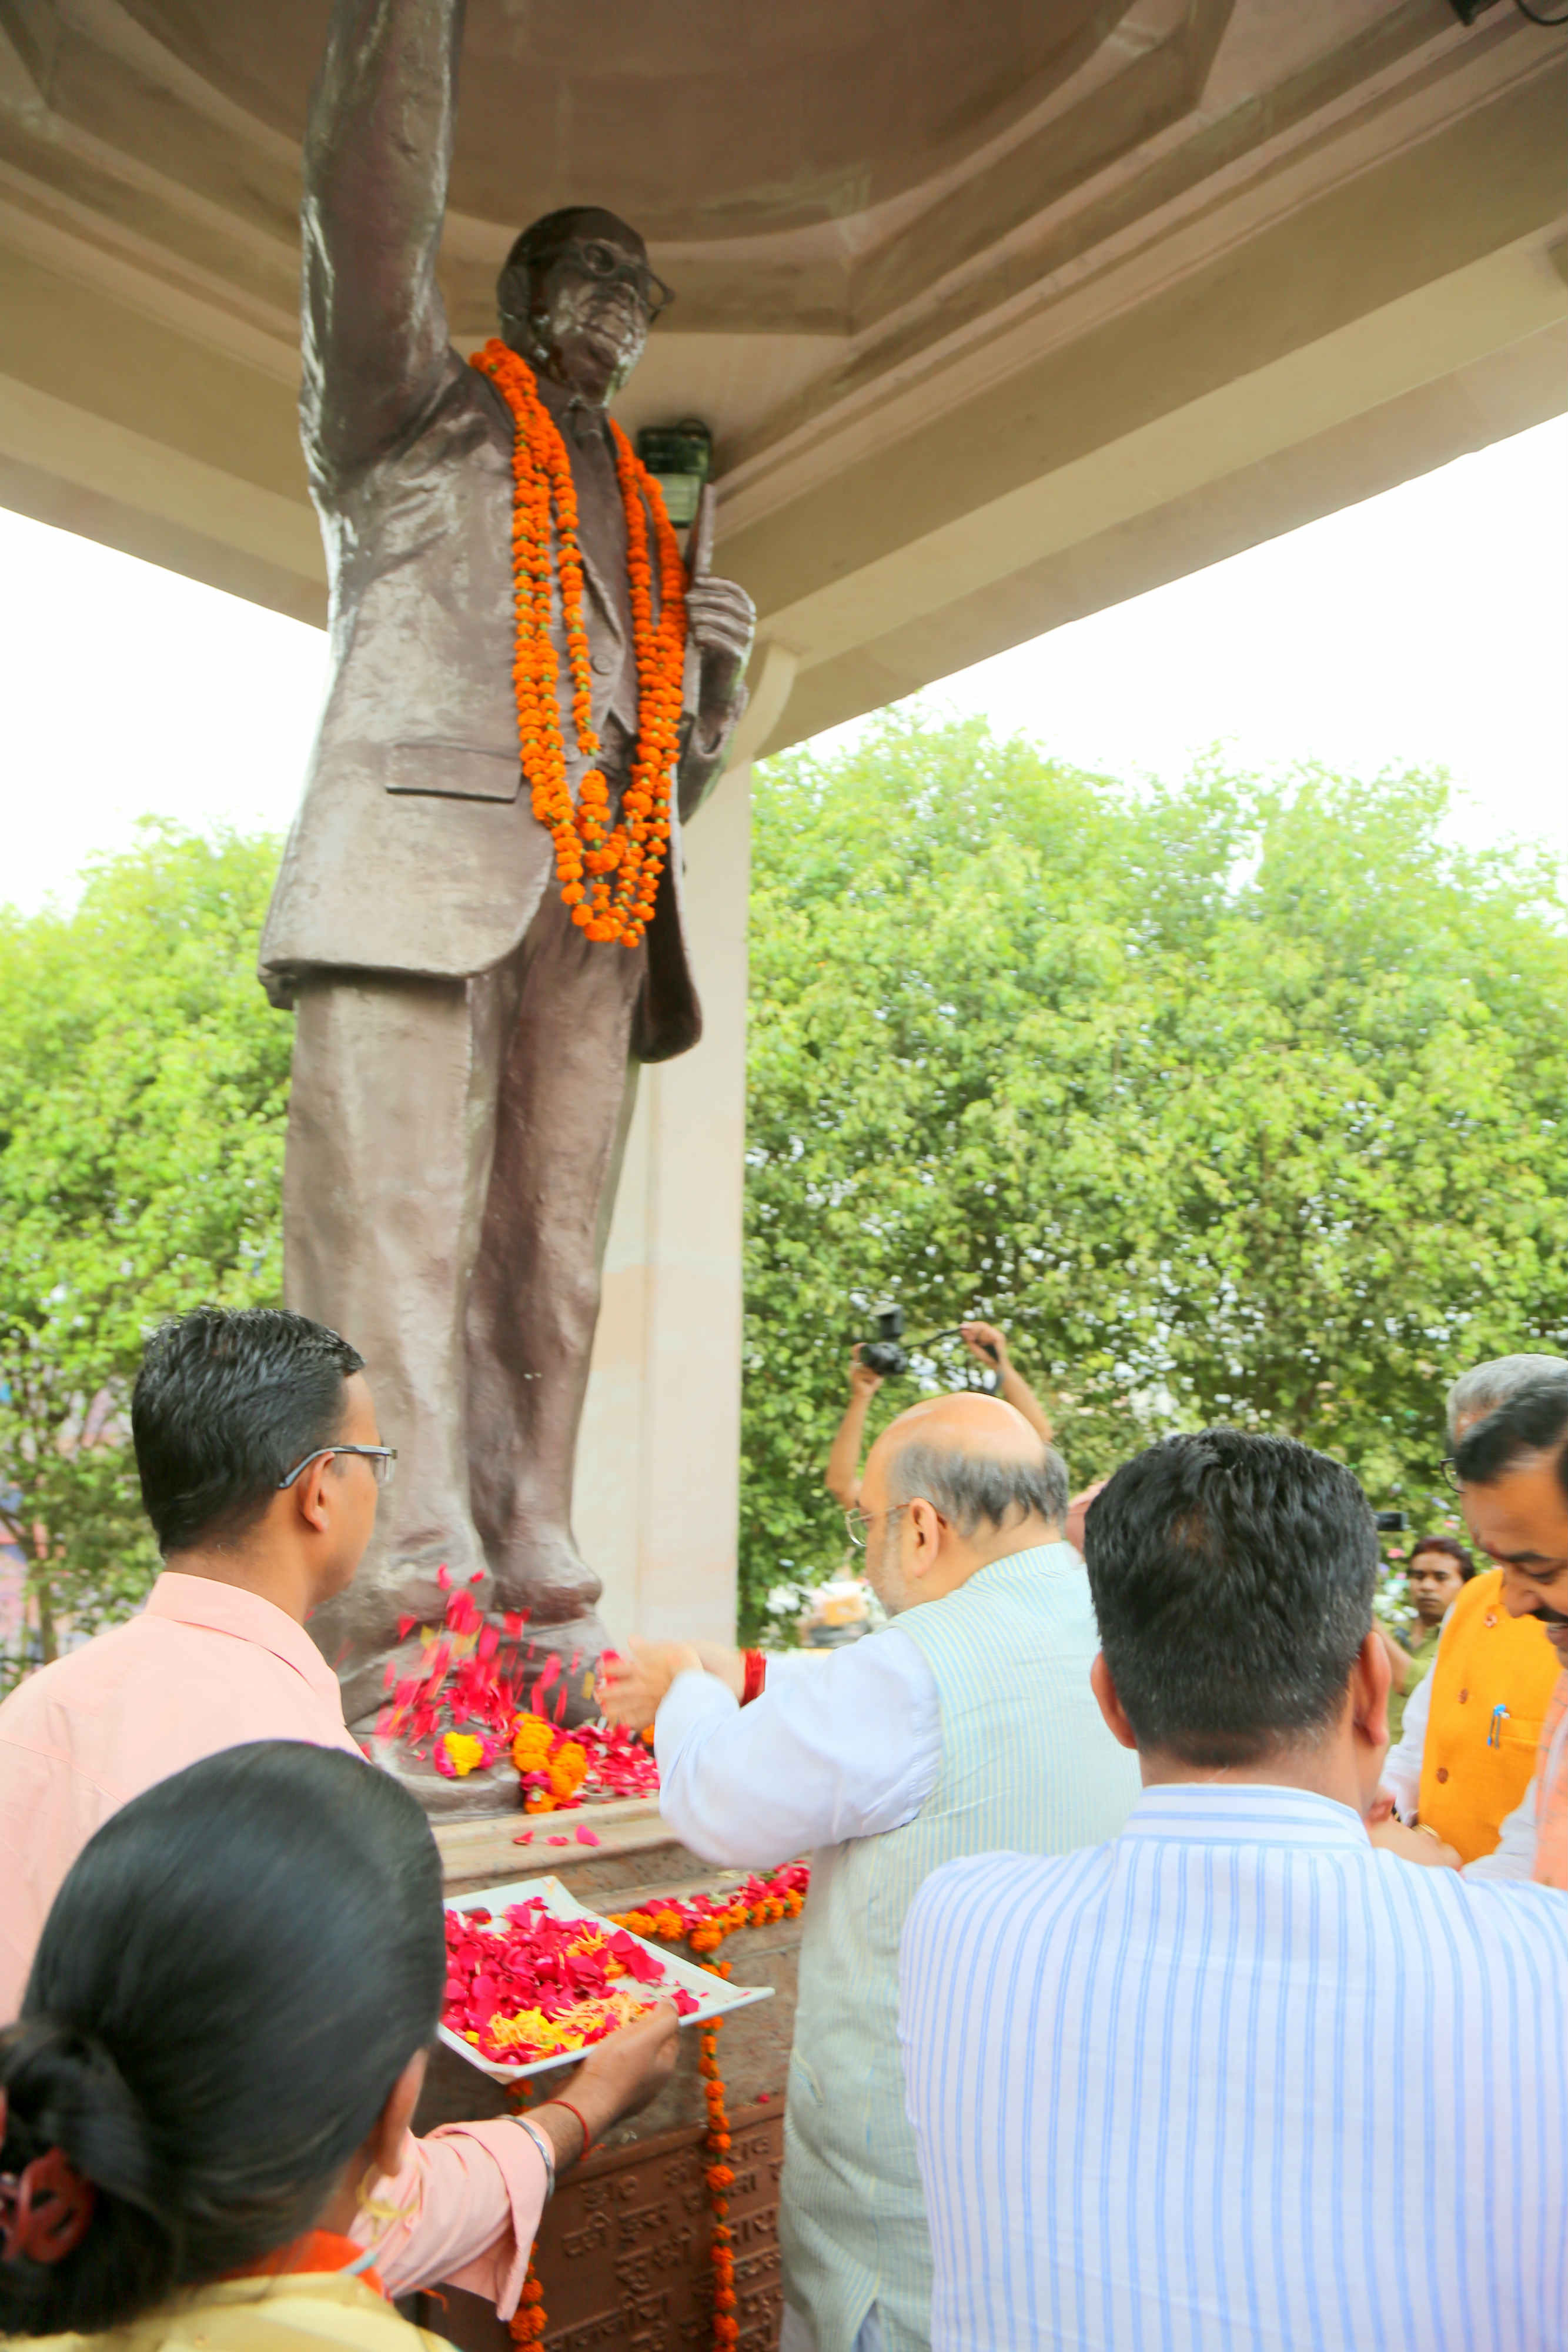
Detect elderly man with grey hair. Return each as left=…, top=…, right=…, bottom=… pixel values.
left=598, top=1391, right=1141, bottom=2352
left=1381, top=1351, right=1567, bottom=1872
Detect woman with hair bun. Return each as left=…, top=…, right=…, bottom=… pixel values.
left=0, top=1741, right=676, bottom=2346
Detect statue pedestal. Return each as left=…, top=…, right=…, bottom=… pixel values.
left=413, top=1802, right=800, bottom=2350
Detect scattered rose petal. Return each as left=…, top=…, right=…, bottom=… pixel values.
left=575, top=1827, right=601, bottom=1847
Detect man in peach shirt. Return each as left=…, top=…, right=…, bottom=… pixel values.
left=0, top=1305, right=674, bottom=2312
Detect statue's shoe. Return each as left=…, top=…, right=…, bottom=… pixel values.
left=485, top=1532, right=604, bottom=1627
left=353, top=1609, right=613, bottom=1818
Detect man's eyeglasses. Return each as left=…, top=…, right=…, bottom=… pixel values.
left=1439, top=1458, right=1462, bottom=1495
left=278, top=1445, right=397, bottom=1491
left=545, top=238, right=675, bottom=320
left=844, top=1503, right=909, bottom=1550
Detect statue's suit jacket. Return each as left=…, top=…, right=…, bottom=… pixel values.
left=258, top=0, right=733, bottom=1062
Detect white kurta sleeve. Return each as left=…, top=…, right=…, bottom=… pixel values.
left=654, top=1631, right=942, bottom=1868
left=1384, top=1645, right=1435, bottom=1822
left=1462, top=1778, right=1538, bottom=1881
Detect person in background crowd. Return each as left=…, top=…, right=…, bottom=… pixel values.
left=1382, top=1354, right=1564, bottom=1863
left=901, top=1431, right=1568, bottom=2352
left=1452, top=1376, right=1568, bottom=1889
left=824, top=1322, right=1052, bottom=1509
left=0, top=1743, right=676, bottom=2347
left=600, top=1392, right=1141, bottom=2352
left=1376, top=1534, right=1473, bottom=1742
left=0, top=1307, right=673, bottom=2313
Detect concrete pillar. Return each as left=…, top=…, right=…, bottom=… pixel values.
left=571, top=759, right=753, bottom=1646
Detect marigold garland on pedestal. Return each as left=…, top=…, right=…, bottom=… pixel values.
left=610, top=1862, right=808, bottom=1956
left=510, top=1862, right=809, bottom=2350
left=612, top=1865, right=808, bottom=2347
left=507, top=2260, right=546, bottom=2346
left=700, top=2010, right=739, bottom=2347
left=469, top=339, right=688, bottom=948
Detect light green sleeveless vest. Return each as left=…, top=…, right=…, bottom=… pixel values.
left=779, top=1542, right=1141, bottom=2352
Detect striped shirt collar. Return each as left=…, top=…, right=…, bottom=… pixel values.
left=1120, top=1780, right=1371, bottom=1851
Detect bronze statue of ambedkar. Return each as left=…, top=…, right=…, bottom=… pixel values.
left=259, top=0, right=754, bottom=1806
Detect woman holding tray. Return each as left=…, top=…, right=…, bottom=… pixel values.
left=0, top=1742, right=675, bottom=2348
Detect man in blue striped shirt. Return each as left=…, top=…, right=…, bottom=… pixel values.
left=900, top=1429, right=1568, bottom=2351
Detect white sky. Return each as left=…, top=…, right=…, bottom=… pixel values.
left=1, top=413, right=1564, bottom=918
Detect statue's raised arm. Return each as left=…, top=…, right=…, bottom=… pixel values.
left=300, top=0, right=462, bottom=480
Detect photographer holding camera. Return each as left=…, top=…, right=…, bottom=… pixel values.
left=824, top=1319, right=1052, bottom=1509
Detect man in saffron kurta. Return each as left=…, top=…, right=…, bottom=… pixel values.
left=1453, top=1374, right=1568, bottom=1890
left=1381, top=1353, right=1567, bottom=1867
left=259, top=0, right=755, bottom=1802
left=1411, top=1567, right=1559, bottom=1862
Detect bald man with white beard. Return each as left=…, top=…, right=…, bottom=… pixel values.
left=598, top=1395, right=1141, bottom=2352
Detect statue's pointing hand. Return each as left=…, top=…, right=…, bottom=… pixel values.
left=683, top=483, right=755, bottom=724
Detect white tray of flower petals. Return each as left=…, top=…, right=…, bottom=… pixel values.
left=439, top=1875, right=773, bottom=2083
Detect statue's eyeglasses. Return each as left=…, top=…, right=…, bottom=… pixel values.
left=546, top=239, right=675, bottom=320
left=277, top=1444, right=398, bottom=1490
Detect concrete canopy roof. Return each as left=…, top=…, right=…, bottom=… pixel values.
left=0, top=0, right=1563, bottom=759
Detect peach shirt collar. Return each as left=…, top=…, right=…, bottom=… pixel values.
left=143, top=1572, right=346, bottom=1715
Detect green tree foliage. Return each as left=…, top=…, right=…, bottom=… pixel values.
left=740, top=713, right=1568, bottom=1636
left=0, top=826, right=290, bottom=1681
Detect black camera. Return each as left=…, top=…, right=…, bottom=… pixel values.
left=857, top=1305, right=910, bottom=1378
left=1374, top=1511, right=1409, bottom=1534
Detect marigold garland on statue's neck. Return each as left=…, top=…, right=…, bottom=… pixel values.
left=470, top=339, right=687, bottom=948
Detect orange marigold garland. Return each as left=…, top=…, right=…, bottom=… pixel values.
left=516, top=1865, right=810, bottom=2350
left=507, top=2257, right=547, bottom=2346
left=469, top=339, right=687, bottom=948
left=700, top=2011, right=739, bottom=2348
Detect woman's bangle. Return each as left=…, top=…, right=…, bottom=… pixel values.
left=740, top=1649, right=767, bottom=1706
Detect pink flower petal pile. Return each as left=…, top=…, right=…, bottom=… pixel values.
left=443, top=1897, right=699, bottom=2067
left=373, top=1584, right=660, bottom=1804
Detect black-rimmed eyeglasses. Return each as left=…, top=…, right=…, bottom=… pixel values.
left=545, top=238, right=675, bottom=320
left=278, top=1445, right=397, bottom=1491
left=1439, top=1457, right=1462, bottom=1495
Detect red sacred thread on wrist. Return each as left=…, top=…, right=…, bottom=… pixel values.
left=550, top=2097, right=593, bottom=2163
left=740, top=1651, right=767, bottom=1707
